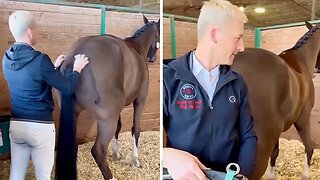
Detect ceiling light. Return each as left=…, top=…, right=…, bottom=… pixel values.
left=239, top=6, right=245, bottom=12
left=255, top=7, right=265, bottom=13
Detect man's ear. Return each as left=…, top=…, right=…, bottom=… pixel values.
left=209, top=26, right=218, bottom=44
left=27, top=28, right=33, bottom=39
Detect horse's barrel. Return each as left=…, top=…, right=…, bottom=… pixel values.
left=0, top=115, right=10, bottom=160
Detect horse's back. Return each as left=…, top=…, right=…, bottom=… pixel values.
left=232, top=48, right=290, bottom=115
left=234, top=48, right=309, bottom=125
left=76, top=35, right=148, bottom=104
left=233, top=48, right=288, bottom=77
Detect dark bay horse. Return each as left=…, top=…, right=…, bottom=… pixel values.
left=56, top=15, right=160, bottom=180
left=231, top=22, right=319, bottom=179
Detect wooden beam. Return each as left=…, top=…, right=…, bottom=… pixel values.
left=311, top=0, right=316, bottom=20
left=139, top=0, right=144, bottom=13
left=292, top=0, right=319, bottom=19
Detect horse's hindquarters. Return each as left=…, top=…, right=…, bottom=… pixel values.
left=232, top=48, right=310, bottom=179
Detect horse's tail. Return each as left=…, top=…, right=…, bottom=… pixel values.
left=55, top=93, right=77, bottom=180
left=55, top=58, right=99, bottom=180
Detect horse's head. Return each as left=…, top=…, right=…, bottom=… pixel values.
left=306, top=22, right=320, bottom=73
left=143, top=15, right=160, bottom=63
left=128, top=15, right=160, bottom=62
left=293, top=21, right=320, bottom=76
left=306, top=21, right=320, bottom=51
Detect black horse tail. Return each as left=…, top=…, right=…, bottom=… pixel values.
left=55, top=56, right=100, bottom=180
left=55, top=93, right=77, bottom=180
left=55, top=63, right=78, bottom=180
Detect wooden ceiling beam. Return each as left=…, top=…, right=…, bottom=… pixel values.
left=292, top=0, right=319, bottom=19
left=164, top=0, right=203, bottom=9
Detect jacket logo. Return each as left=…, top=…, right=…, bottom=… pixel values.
left=229, top=96, right=236, bottom=103
left=180, top=84, right=196, bottom=99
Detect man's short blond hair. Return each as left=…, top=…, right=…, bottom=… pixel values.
left=9, top=11, right=36, bottom=39
left=197, top=0, right=248, bottom=40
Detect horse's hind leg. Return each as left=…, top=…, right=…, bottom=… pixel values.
left=266, top=141, right=279, bottom=179
left=112, top=116, right=122, bottom=160
left=255, top=129, right=281, bottom=180
left=294, top=113, right=314, bottom=179
left=130, top=98, right=146, bottom=167
left=91, top=118, right=118, bottom=180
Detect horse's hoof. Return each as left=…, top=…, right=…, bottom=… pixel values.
left=301, top=175, right=309, bottom=180
left=266, top=177, right=276, bottom=180
left=112, top=152, right=121, bottom=160
left=266, top=173, right=276, bottom=180
left=131, top=159, right=140, bottom=167
left=265, top=174, right=276, bottom=180
left=265, top=165, right=276, bottom=180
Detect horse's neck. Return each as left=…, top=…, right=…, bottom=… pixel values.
left=294, top=40, right=320, bottom=77
left=132, top=28, right=155, bottom=58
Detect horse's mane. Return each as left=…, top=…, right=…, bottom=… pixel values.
left=125, top=21, right=157, bottom=40
left=293, top=25, right=320, bottom=50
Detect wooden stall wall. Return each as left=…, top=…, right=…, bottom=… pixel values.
left=163, top=17, right=255, bottom=59
left=163, top=17, right=172, bottom=59
left=243, top=29, right=255, bottom=48
left=260, top=25, right=308, bottom=54
left=174, top=20, right=198, bottom=57
left=0, top=1, right=101, bottom=117
left=0, top=1, right=159, bottom=143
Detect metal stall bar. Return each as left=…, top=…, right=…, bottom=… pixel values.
left=100, top=6, right=106, bottom=35
left=169, top=16, right=176, bottom=58
left=254, top=28, right=261, bottom=48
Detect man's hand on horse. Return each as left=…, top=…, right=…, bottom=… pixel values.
left=163, top=148, right=209, bottom=180
left=54, top=54, right=66, bottom=68
left=73, top=54, right=89, bottom=73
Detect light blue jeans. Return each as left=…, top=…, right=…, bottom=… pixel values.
left=9, top=120, right=55, bottom=180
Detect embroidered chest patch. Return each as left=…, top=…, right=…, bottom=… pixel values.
left=180, top=83, right=196, bottom=99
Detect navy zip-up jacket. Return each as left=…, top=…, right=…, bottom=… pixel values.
left=163, top=51, right=257, bottom=177
left=2, top=43, right=80, bottom=122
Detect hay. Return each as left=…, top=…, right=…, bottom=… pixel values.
left=77, top=131, right=160, bottom=180
left=1, top=135, right=320, bottom=180
left=262, top=138, right=320, bottom=180
left=0, top=131, right=160, bottom=180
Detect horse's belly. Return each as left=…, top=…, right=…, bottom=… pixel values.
left=123, top=57, right=148, bottom=105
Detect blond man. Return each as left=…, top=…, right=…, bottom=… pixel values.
left=2, top=11, right=89, bottom=180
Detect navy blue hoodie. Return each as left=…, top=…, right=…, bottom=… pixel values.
left=163, top=51, right=257, bottom=177
left=2, top=43, right=80, bottom=122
